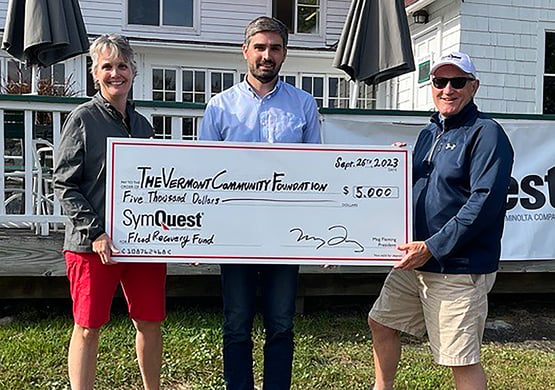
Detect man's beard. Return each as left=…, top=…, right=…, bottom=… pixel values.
left=249, top=60, right=282, bottom=84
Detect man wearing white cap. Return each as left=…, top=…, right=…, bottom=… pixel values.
left=367, top=51, right=514, bottom=390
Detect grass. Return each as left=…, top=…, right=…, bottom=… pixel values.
left=0, top=299, right=553, bottom=390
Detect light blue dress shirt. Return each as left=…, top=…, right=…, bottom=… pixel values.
left=199, top=79, right=321, bottom=143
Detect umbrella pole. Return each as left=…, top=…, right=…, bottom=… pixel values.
left=350, top=82, right=359, bottom=109
left=31, top=65, right=39, bottom=94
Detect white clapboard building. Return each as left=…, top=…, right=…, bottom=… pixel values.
left=1, top=0, right=365, bottom=139
left=0, top=0, right=555, bottom=135
left=403, top=0, right=555, bottom=115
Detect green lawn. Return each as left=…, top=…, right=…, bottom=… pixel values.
left=0, top=300, right=553, bottom=390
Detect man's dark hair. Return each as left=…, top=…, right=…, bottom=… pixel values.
left=244, top=16, right=288, bottom=47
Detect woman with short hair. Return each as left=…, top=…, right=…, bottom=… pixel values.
left=54, top=33, right=166, bottom=390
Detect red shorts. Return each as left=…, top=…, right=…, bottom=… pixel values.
left=65, top=251, right=167, bottom=329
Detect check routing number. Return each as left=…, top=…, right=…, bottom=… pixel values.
left=106, top=139, right=412, bottom=266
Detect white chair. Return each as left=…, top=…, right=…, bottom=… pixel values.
left=3, top=153, right=25, bottom=214
left=3, top=138, right=54, bottom=216
left=31, top=138, right=55, bottom=216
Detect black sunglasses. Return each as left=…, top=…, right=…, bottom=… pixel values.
left=431, top=77, right=475, bottom=89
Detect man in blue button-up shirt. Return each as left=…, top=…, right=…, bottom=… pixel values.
left=199, top=16, right=320, bottom=390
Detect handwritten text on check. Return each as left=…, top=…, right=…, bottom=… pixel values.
left=106, top=140, right=412, bottom=265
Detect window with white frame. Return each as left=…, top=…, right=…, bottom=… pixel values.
left=356, top=82, right=376, bottom=109
left=182, top=117, right=199, bottom=140
left=210, top=71, right=234, bottom=97
left=152, top=67, right=235, bottom=101
left=152, top=67, right=235, bottom=139
left=301, top=75, right=324, bottom=107
left=128, top=0, right=194, bottom=28
left=152, top=116, right=172, bottom=139
left=41, top=64, right=66, bottom=95
left=6, top=60, right=31, bottom=93
left=182, top=70, right=206, bottom=103
left=273, top=0, right=320, bottom=34
left=152, top=68, right=176, bottom=101
left=152, top=116, right=200, bottom=140
left=4, top=61, right=66, bottom=95
left=279, top=74, right=297, bottom=86
left=266, top=72, right=369, bottom=109
left=328, top=76, right=350, bottom=108
left=302, top=75, right=368, bottom=109
left=543, top=31, right=555, bottom=114
left=152, top=68, right=178, bottom=139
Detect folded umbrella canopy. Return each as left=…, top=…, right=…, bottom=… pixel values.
left=333, top=0, right=415, bottom=85
left=1, top=0, right=89, bottom=92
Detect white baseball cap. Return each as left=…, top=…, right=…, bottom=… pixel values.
left=430, top=51, right=477, bottom=79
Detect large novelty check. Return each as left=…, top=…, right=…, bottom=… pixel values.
left=106, top=139, right=412, bottom=266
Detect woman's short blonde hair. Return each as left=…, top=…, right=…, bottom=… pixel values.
left=89, top=33, right=137, bottom=86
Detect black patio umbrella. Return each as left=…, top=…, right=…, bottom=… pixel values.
left=333, top=0, right=415, bottom=85
left=1, top=0, right=89, bottom=92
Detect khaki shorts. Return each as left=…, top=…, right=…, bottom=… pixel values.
left=369, top=269, right=496, bottom=366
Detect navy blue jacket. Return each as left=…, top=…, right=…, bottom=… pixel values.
left=413, top=101, right=514, bottom=274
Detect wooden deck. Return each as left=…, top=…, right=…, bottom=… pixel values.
left=1, top=228, right=554, bottom=299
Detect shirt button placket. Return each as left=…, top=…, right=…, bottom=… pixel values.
left=259, top=100, right=270, bottom=142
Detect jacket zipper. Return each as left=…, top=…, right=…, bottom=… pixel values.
left=122, top=117, right=131, bottom=137
left=425, top=127, right=445, bottom=165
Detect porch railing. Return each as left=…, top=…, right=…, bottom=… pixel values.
left=0, top=94, right=206, bottom=235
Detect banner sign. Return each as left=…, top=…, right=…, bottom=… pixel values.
left=106, top=139, right=412, bottom=265
left=321, top=114, right=555, bottom=261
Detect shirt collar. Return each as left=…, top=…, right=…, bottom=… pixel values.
left=241, top=76, right=283, bottom=99
left=94, top=92, right=133, bottom=121
left=431, top=100, right=479, bottom=131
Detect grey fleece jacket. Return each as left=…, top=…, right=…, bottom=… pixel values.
left=53, top=93, right=154, bottom=252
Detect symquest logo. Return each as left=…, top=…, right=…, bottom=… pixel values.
left=122, top=209, right=203, bottom=230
